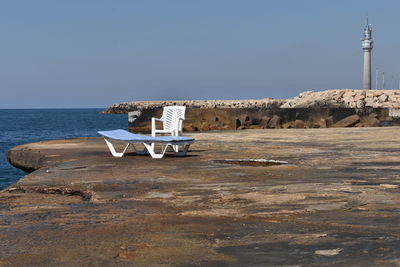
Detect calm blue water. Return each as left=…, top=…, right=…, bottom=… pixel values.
left=0, top=109, right=127, bottom=189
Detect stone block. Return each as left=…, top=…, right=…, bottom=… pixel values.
left=294, top=119, right=305, bottom=128
left=316, top=118, right=327, bottom=128
left=232, top=117, right=241, bottom=129
left=325, top=116, right=334, bottom=128
left=378, top=94, right=388, bottom=103
left=354, top=94, right=365, bottom=101
left=239, top=114, right=251, bottom=126
left=348, top=102, right=357, bottom=108
left=356, top=99, right=365, bottom=108
left=364, top=97, right=374, bottom=107
left=128, top=110, right=143, bottom=124
left=260, top=116, right=270, bottom=129
left=344, top=91, right=356, bottom=97
left=373, top=90, right=384, bottom=96
left=333, top=115, right=360, bottom=127
left=267, top=115, right=281, bottom=129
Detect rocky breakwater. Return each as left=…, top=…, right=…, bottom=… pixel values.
left=102, top=90, right=400, bottom=132
left=101, top=98, right=284, bottom=114
left=102, top=99, right=287, bottom=132
left=278, top=89, right=400, bottom=128
left=282, top=89, right=400, bottom=109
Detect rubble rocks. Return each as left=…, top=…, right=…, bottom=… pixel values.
left=280, top=89, right=400, bottom=109
left=102, top=98, right=286, bottom=114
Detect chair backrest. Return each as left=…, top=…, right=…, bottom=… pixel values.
left=160, top=106, right=186, bottom=134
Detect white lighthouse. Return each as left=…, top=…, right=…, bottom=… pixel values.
left=361, top=19, right=373, bottom=89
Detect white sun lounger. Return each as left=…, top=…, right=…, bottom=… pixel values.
left=98, top=129, right=194, bottom=159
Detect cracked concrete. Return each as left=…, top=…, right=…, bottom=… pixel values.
left=2, top=127, right=400, bottom=266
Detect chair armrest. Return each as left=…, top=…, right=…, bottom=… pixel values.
left=152, top=117, right=164, bottom=136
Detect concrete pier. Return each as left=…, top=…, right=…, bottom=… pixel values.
left=2, top=128, right=400, bottom=265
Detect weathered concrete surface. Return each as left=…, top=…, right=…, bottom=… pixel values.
left=2, top=128, right=400, bottom=266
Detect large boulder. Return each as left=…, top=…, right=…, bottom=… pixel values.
left=294, top=119, right=305, bottom=128
left=355, top=113, right=380, bottom=127
left=238, top=114, right=251, bottom=126
left=267, top=115, right=281, bottom=129
left=333, top=115, right=360, bottom=127
left=260, top=116, right=271, bottom=129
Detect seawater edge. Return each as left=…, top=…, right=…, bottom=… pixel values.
left=0, top=109, right=127, bottom=189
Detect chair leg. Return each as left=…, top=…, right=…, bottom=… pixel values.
left=104, top=138, right=130, bottom=157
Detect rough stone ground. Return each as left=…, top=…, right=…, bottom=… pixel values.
left=2, top=128, right=400, bottom=266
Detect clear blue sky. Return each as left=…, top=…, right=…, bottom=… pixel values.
left=1, top=0, right=399, bottom=108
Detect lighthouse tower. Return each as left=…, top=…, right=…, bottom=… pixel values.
left=361, top=19, right=373, bottom=89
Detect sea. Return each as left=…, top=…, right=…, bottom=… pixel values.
left=0, top=109, right=127, bottom=190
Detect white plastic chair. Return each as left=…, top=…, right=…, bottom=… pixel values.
left=151, top=106, right=186, bottom=137
left=151, top=106, right=186, bottom=152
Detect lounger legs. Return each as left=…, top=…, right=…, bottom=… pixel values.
left=104, top=138, right=130, bottom=157
left=143, top=143, right=169, bottom=159
left=104, top=138, right=147, bottom=157
left=143, top=143, right=191, bottom=159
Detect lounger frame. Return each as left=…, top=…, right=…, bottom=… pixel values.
left=103, top=137, right=193, bottom=159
